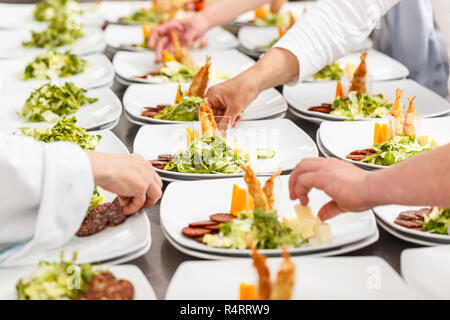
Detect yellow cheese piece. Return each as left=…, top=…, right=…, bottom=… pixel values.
left=430, top=139, right=440, bottom=148
left=298, top=219, right=316, bottom=239
left=315, top=223, right=332, bottom=242
left=294, top=204, right=315, bottom=221
left=417, top=135, right=430, bottom=147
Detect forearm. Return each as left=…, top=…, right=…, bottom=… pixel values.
left=366, top=144, right=450, bottom=208
left=199, top=0, right=271, bottom=29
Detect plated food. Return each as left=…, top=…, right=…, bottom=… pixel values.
left=33, top=0, right=82, bottom=23
left=395, top=207, right=450, bottom=235
left=257, top=11, right=296, bottom=52
left=246, top=0, right=301, bottom=27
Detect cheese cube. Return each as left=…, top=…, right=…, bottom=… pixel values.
left=418, top=135, right=430, bottom=147
left=315, top=223, right=332, bottom=242
left=298, top=219, right=317, bottom=239
left=294, top=204, right=315, bottom=221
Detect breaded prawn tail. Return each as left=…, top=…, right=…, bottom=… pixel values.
left=241, top=165, right=269, bottom=211
left=403, top=95, right=417, bottom=137
left=270, top=0, right=287, bottom=14
left=349, top=51, right=368, bottom=95
left=188, top=56, right=211, bottom=98
left=199, top=98, right=218, bottom=137
left=269, top=247, right=295, bottom=300
left=251, top=247, right=272, bottom=300
left=262, top=168, right=282, bottom=210
left=390, top=88, right=405, bottom=136
left=171, top=31, right=193, bottom=67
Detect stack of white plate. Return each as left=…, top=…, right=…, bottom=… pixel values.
left=160, top=176, right=379, bottom=260
left=99, top=0, right=154, bottom=25
left=2, top=130, right=151, bottom=267
left=133, top=119, right=318, bottom=182
left=316, top=117, right=450, bottom=170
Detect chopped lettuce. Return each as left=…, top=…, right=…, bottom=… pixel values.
left=33, top=0, right=82, bottom=22
left=422, top=208, right=450, bottom=235
left=23, top=19, right=84, bottom=49
left=314, top=62, right=343, bottom=81
left=151, top=61, right=198, bottom=82
left=164, top=136, right=248, bottom=174
left=256, top=148, right=276, bottom=159
left=20, top=82, right=98, bottom=122
left=22, top=50, right=87, bottom=80
left=330, top=91, right=392, bottom=119
left=254, top=13, right=287, bottom=26
left=87, top=187, right=104, bottom=215
left=121, top=9, right=158, bottom=24
left=155, top=95, right=202, bottom=121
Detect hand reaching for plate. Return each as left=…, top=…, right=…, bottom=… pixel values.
left=86, top=152, right=163, bottom=215
left=289, top=158, right=373, bottom=221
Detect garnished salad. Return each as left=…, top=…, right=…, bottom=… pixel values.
left=33, top=0, right=82, bottom=22
left=20, top=82, right=98, bottom=122
left=314, top=62, right=344, bottom=81
left=423, top=208, right=450, bottom=235
left=121, top=9, right=158, bottom=24
left=149, top=61, right=229, bottom=83
left=330, top=91, right=392, bottom=119
left=22, top=50, right=87, bottom=80
left=155, top=95, right=203, bottom=121
left=23, top=19, right=84, bottom=49
left=254, top=13, right=286, bottom=26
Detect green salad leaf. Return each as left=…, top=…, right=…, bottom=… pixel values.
left=330, top=91, right=392, bottom=119
left=21, top=117, right=101, bottom=150
left=422, top=208, right=450, bottom=235
left=314, top=62, right=344, bottom=81
left=16, top=252, right=104, bottom=300
left=33, top=0, right=82, bottom=22
left=255, top=13, right=286, bottom=26
left=23, top=19, right=84, bottom=49
left=155, top=95, right=202, bottom=121
left=152, top=61, right=198, bottom=82
left=21, top=82, right=98, bottom=122
left=164, top=136, right=248, bottom=174
left=122, top=9, right=158, bottom=24
left=87, top=187, right=104, bottom=215
left=22, top=50, right=87, bottom=80
left=362, top=135, right=433, bottom=166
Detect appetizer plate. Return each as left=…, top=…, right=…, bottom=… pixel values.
left=166, top=256, right=414, bottom=299
left=100, top=0, right=155, bottom=24
left=113, top=49, right=254, bottom=85
left=0, top=264, right=156, bottom=300
left=0, top=26, right=106, bottom=59
left=0, top=2, right=105, bottom=29
left=105, top=25, right=238, bottom=52
left=319, top=117, right=450, bottom=170
left=123, top=83, right=287, bottom=124
left=374, top=205, right=450, bottom=243
left=376, top=217, right=438, bottom=247
left=288, top=106, right=327, bottom=124
left=402, top=246, right=450, bottom=299
left=284, top=79, right=450, bottom=120
left=133, top=119, right=318, bottom=179
left=160, top=175, right=377, bottom=256
left=0, top=54, right=114, bottom=91
left=0, top=86, right=123, bottom=133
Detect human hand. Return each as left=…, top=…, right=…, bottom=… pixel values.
left=289, top=158, right=374, bottom=221
left=87, top=152, right=163, bottom=215
left=149, top=14, right=209, bottom=62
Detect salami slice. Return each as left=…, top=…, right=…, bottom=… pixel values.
left=205, top=224, right=220, bottom=232
left=76, top=203, right=111, bottom=237
left=77, top=272, right=134, bottom=300
left=182, top=227, right=211, bottom=238
left=189, top=220, right=218, bottom=228
left=106, top=197, right=128, bottom=226
left=209, top=213, right=234, bottom=223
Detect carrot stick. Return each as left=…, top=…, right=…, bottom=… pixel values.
left=335, top=81, right=344, bottom=99
left=175, top=84, right=182, bottom=103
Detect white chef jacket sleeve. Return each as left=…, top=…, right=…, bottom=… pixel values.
left=274, top=0, right=401, bottom=83
left=0, top=134, right=94, bottom=265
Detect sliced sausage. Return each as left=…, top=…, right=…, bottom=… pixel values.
left=106, top=197, right=128, bottom=226
left=205, top=224, right=220, bottom=232
left=394, top=218, right=422, bottom=229
left=182, top=227, right=211, bottom=238
left=76, top=203, right=111, bottom=237
left=210, top=213, right=235, bottom=223
left=157, top=154, right=175, bottom=162
left=189, top=220, right=218, bottom=228
left=150, top=160, right=168, bottom=170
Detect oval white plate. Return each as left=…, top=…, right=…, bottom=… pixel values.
left=123, top=83, right=287, bottom=124
left=160, top=175, right=377, bottom=256
left=284, top=79, right=450, bottom=120
left=113, top=48, right=254, bottom=84
left=0, top=54, right=114, bottom=90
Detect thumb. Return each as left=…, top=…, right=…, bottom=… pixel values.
left=318, top=200, right=345, bottom=221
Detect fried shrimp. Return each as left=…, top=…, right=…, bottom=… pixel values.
left=251, top=247, right=272, bottom=300
left=269, top=247, right=295, bottom=300
left=270, top=0, right=287, bottom=14
left=262, top=168, right=282, bottom=210
left=188, top=56, right=211, bottom=98
left=241, top=165, right=269, bottom=211
left=349, top=51, right=368, bottom=95
left=390, top=88, right=405, bottom=136
left=403, top=95, right=417, bottom=137
left=171, top=31, right=193, bottom=67
left=198, top=98, right=218, bottom=137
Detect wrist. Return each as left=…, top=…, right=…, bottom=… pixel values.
left=86, top=151, right=110, bottom=186
left=196, top=11, right=213, bottom=31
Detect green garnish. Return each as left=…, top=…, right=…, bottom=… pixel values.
left=121, top=9, right=158, bottom=24
left=152, top=61, right=198, bottom=82
left=155, top=95, right=202, bottom=121
left=422, top=208, right=450, bottom=235
left=21, top=117, right=101, bottom=150
left=330, top=91, right=392, bottom=119
left=33, top=0, right=82, bottom=22
left=256, top=148, right=276, bottom=159
left=314, top=62, right=344, bottom=81
left=20, top=82, right=98, bottom=122
left=164, top=136, right=248, bottom=174
left=255, top=13, right=287, bottom=26
left=23, top=19, right=84, bottom=49
left=16, top=252, right=104, bottom=300
left=22, top=50, right=87, bottom=80
left=87, top=187, right=104, bottom=215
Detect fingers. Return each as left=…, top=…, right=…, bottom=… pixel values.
left=123, top=191, right=146, bottom=215
left=143, top=180, right=163, bottom=208
left=289, top=158, right=327, bottom=200
left=318, top=200, right=345, bottom=221
left=155, top=36, right=170, bottom=62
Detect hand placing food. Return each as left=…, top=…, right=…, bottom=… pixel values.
left=86, top=152, right=163, bottom=215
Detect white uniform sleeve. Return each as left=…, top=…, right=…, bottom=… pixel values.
left=274, top=0, right=401, bottom=83
left=0, top=135, right=94, bottom=265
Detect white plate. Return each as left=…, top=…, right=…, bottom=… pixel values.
left=105, top=235, right=151, bottom=265
left=376, top=217, right=438, bottom=247
left=100, top=0, right=154, bottom=24
left=166, top=255, right=414, bottom=300
left=0, top=264, right=156, bottom=300
left=0, top=54, right=114, bottom=91
left=0, top=2, right=104, bottom=29
left=123, top=83, right=287, bottom=124
left=113, top=49, right=254, bottom=84
left=374, top=205, right=450, bottom=243
left=402, top=246, right=450, bottom=299
left=105, top=25, right=238, bottom=52
left=319, top=117, right=450, bottom=170
left=284, top=79, right=450, bottom=120
left=160, top=175, right=377, bottom=256
left=0, top=26, right=106, bottom=59
left=0, top=86, right=123, bottom=132
left=288, top=107, right=327, bottom=124
left=133, top=119, right=318, bottom=179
